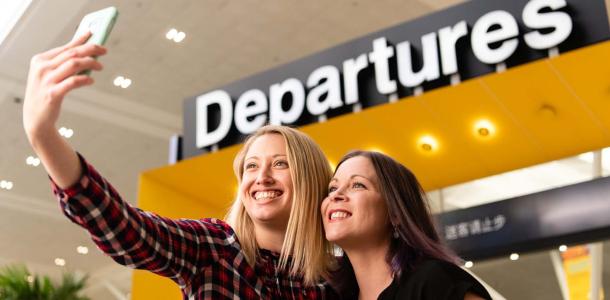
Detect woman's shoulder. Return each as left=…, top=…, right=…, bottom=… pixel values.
left=389, top=258, right=491, bottom=300
left=187, top=218, right=236, bottom=236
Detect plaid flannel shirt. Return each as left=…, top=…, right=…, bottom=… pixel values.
left=51, top=154, right=338, bottom=299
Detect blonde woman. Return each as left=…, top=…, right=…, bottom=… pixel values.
left=23, top=31, right=337, bottom=299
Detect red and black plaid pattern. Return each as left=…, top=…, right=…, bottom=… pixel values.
left=51, top=155, right=337, bottom=299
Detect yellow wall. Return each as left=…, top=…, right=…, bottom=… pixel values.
left=131, top=172, right=228, bottom=300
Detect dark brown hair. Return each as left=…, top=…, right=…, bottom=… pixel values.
left=331, top=150, right=459, bottom=297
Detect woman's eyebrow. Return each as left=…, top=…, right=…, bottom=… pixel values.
left=350, top=174, right=369, bottom=181
left=245, top=154, right=287, bottom=161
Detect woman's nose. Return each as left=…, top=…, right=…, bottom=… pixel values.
left=331, top=187, right=347, bottom=202
left=255, top=165, right=274, bottom=185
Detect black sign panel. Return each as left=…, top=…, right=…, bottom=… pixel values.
left=436, top=176, right=610, bottom=260
left=182, top=0, right=610, bottom=159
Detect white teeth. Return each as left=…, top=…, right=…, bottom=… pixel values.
left=254, top=191, right=280, bottom=200
left=330, top=211, right=351, bottom=220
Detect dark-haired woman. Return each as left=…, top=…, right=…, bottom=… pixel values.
left=322, top=151, right=492, bottom=300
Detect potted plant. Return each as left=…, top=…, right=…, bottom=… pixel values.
left=0, top=265, right=89, bottom=300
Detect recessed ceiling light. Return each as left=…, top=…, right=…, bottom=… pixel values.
left=173, top=31, right=186, bottom=43
left=166, top=28, right=177, bottom=40
left=77, top=246, right=89, bottom=255
left=166, top=28, right=186, bottom=43
left=509, top=253, right=519, bottom=261
left=474, top=119, right=496, bottom=138
left=113, top=76, right=124, bottom=86
left=418, top=135, right=438, bottom=152
left=0, top=180, right=13, bottom=190
left=120, top=78, right=132, bottom=88
left=559, top=245, right=567, bottom=252
left=58, top=127, right=74, bottom=138
left=464, top=261, right=473, bottom=268
left=54, top=258, right=66, bottom=267
left=26, top=155, right=40, bottom=167
left=114, top=76, right=132, bottom=89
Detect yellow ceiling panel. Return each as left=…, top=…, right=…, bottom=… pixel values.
left=549, top=41, right=610, bottom=135
left=481, top=56, right=610, bottom=161
left=416, top=79, right=546, bottom=177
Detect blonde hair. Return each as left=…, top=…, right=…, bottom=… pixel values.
left=225, top=125, right=335, bottom=286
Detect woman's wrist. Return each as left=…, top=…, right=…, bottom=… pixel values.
left=26, top=124, right=59, bottom=152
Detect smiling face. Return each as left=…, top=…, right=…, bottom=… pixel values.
left=240, top=134, right=293, bottom=229
left=321, top=156, right=391, bottom=249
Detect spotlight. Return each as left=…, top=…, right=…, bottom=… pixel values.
left=418, top=135, right=438, bottom=152
left=474, top=119, right=496, bottom=138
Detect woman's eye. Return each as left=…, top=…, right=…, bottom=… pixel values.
left=274, top=160, right=288, bottom=167
left=245, top=163, right=257, bottom=170
left=352, top=182, right=366, bottom=189
left=328, top=186, right=337, bottom=193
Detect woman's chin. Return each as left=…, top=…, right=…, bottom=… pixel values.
left=250, top=208, right=288, bottom=225
left=325, top=231, right=350, bottom=245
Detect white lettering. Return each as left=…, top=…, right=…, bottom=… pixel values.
left=196, top=90, right=233, bottom=148
left=396, top=32, right=440, bottom=88
left=471, top=10, right=519, bottom=64
left=368, top=37, right=397, bottom=94
left=234, top=89, right=268, bottom=134
left=306, top=65, right=343, bottom=115
left=523, top=0, right=572, bottom=49
left=269, top=78, right=305, bottom=125
left=438, top=20, right=468, bottom=75
left=343, top=54, right=369, bottom=105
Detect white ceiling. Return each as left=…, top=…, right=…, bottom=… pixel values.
left=0, top=0, right=608, bottom=299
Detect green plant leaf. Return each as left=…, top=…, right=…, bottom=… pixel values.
left=0, top=264, right=89, bottom=300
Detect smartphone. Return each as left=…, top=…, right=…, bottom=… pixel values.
left=73, top=6, right=118, bottom=74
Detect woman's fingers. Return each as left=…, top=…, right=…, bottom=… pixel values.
left=23, top=31, right=105, bottom=141
left=49, top=75, right=94, bottom=103
left=38, top=30, right=92, bottom=60
left=46, top=43, right=106, bottom=71
left=45, top=56, right=103, bottom=84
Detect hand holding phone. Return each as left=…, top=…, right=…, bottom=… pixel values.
left=23, top=7, right=118, bottom=141
left=73, top=6, right=118, bottom=75
left=74, top=6, right=118, bottom=47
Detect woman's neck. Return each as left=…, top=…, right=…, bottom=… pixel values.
left=254, top=223, right=286, bottom=253
left=344, top=241, right=393, bottom=300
